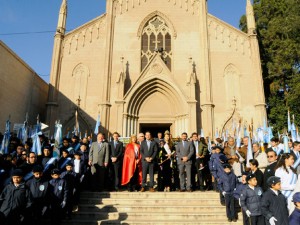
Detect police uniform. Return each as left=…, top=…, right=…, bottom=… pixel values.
left=289, top=192, right=300, bottom=225
left=240, top=174, right=264, bottom=225
left=49, top=169, right=68, bottom=224
left=218, top=164, right=237, bottom=222
left=261, top=176, right=289, bottom=225
left=60, top=163, right=77, bottom=218
left=0, top=169, right=32, bottom=225
left=26, top=165, right=50, bottom=225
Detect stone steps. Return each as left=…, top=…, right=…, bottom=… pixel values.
left=71, top=211, right=231, bottom=220
left=62, top=191, right=243, bottom=225
left=78, top=204, right=227, bottom=213
left=62, top=219, right=242, bottom=225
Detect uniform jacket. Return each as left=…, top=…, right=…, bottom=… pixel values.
left=233, top=182, right=247, bottom=200
left=175, top=141, right=195, bottom=165
left=240, top=185, right=263, bottom=216
left=218, top=171, right=237, bottom=194
left=209, top=153, right=220, bottom=177
left=60, top=171, right=78, bottom=191
left=289, top=207, right=300, bottom=225
left=0, top=182, right=32, bottom=217
left=26, top=177, right=50, bottom=205
left=261, top=189, right=289, bottom=225
left=49, top=178, right=68, bottom=204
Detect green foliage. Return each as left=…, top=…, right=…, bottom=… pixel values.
left=240, top=0, right=300, bottom=133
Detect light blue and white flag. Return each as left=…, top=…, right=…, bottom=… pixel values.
left=291, top=115, right=297, bottom=142
left=215, top=128, right=219, bottom=138
left=94, top=114, right=100, bottom=135
left=244, top=126, right=249, bottom=137
left=200, top=129, right=204, bottom=138
left=0, top=120, right=11, bottom=155
left=55, top=122, right=63, bottom=148
left=246, top=137, right=253, bottom=167
left=288, top=110, right=292, bottom=132
left=283, top=135, right=290, bottom=153
left=31, top=117, right=42, bottom=156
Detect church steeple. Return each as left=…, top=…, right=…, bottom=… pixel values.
left=246, top=0, right=256, bottom=35
left=46, top=0, right=68, bottom=134
left=57, top=0, right=67, bottom=34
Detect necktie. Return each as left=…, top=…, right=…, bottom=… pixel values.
left=183, top=141, right=185, bottom=148
left=114, top=141, right=117, bottom=148
left=147, top=141, right=150, bottom=150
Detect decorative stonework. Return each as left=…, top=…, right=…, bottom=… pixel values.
left=63, top=15, right=106, bottom=55
left=208, top=15, right=250, bottom=56
left=137, top=11, right=177, bottom=38
left=224, top=64, right=241, bottom=109
left=72, top=63, right=90, bottom=109
left=151, top=63, right=163, bottom=74
left=114, top=0, right=200, bottom=16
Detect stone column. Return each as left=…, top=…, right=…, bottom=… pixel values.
left=100, top=0, right=116, bottom=136
left=198, top=0, right=215, bottom=136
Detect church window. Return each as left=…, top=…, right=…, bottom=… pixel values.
left=141, top=16, right=172, bottom=71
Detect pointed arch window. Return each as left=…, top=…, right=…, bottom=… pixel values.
left=141, top=16, right=172, bottom=71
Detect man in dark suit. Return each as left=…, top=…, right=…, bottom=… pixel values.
left=192, top=132, right=208, bottom=191
left=263, top=150, right=278, bottom=191
left=109, top=132, right=124, bottom=191
left=88, top=133, right=109, bottom=191
left=140, top=131, right=158, bottom=192
left=291, top=141, right=300, bottom=174
left=176, top=132, right=195, bottom=192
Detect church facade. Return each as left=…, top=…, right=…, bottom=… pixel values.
left=46, top=0, right=266, bottom=138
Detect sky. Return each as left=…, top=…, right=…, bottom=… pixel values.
left=0, top=0, right=246, bottom=83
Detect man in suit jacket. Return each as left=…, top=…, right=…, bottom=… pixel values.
left=140, top=131, right=158, bottom=192
left=192, top=132, right=208, bottom=191
left=109, top=132, right=124, bottom=191
left=89, top=133, right=109, bottom=191
left=176, top=132, right=195, bottom=192
left=291, top=141, right=300, bottom=174
left=263, top=150, right=278, bottom=191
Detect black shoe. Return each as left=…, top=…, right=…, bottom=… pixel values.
left=227, top=219, right=232, bottom=222
left=232, top=218, right=237, bottom=222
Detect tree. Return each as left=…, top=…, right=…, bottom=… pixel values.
left=240, top=0, right=300, bottom=133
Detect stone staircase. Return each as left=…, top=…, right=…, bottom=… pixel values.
left=62, top=191, right=243, bottom=225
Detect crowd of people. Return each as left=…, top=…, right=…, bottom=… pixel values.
left=0, top=130, right=300, bottom=225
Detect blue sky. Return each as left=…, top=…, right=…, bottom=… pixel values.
left=0, top=0, right=246, bottom=83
